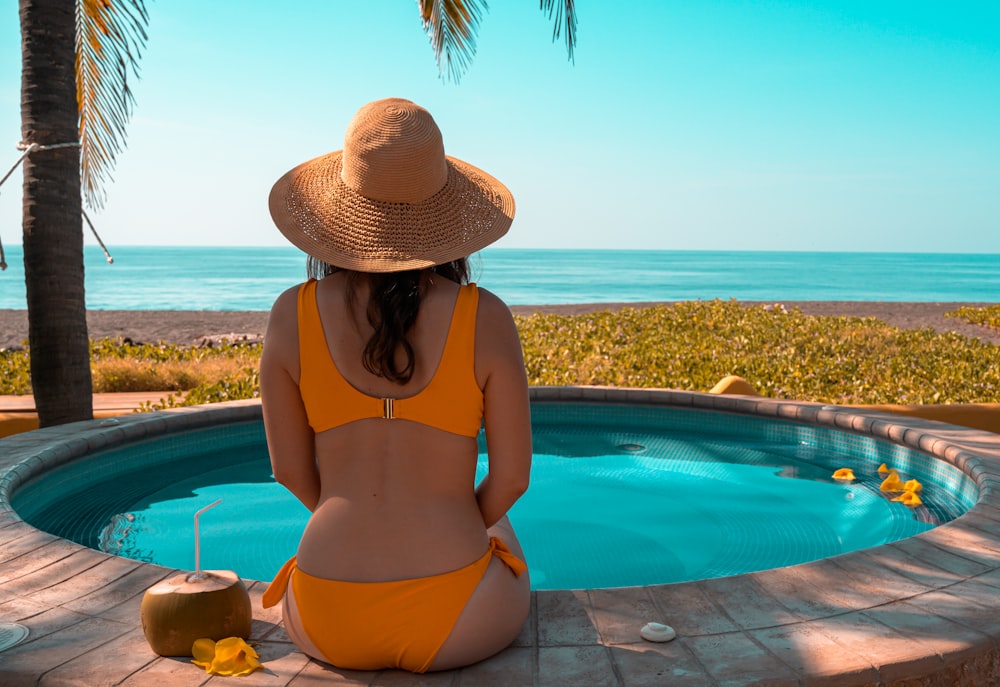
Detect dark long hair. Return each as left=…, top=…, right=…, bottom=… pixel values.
left=307, top=257, right=470, bottom=384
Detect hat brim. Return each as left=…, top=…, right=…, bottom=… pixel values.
left=269, top=151, right=514, bottom=272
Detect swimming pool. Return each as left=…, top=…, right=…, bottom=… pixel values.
left=11, top=393, right=975, bottom=590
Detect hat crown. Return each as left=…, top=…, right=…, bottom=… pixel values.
left=340, top=98, right=449, bottom=203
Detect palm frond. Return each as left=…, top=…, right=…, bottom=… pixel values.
left=539, top=0, right=577, bottom=62
left=76, top=0, right=149, bottom=210
left=419, top=0, right=487, bottom=83
left=419, top=1, right=577, bottom=82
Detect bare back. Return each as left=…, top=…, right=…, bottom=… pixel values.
left=260, top=270, right=532, bottom=583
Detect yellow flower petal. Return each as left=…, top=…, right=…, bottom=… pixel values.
left=892, top=491, right=923, bottom=507
left=832, top=468, right=855, bottom=481
left=192, top=638, right=217, bottom=664
left=213, top=639, right=243, bottom=664
left=877, top=463, right=890, bottom=476
left=192, top=637, right=263, bottom=677
left=904, top=479, right=923, bottom=492
left=230, top=658, right=262, bottom=677
left=880, top=470, right=904, bottom=492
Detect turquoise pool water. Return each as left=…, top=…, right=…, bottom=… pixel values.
left=12, top=404, right=976, bottom=590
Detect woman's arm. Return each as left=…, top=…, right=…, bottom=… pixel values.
left=260, top=285, right=320, bottom=511
left=474, top=289, right=532, bottom=528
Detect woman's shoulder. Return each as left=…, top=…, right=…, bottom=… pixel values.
left=472, top=286, right=519, bottom=344
left=471, top=285, right=513, bottom=320
left=265, top=281, right=310, bottom=339
left=270, top=281, right=309, bottom=314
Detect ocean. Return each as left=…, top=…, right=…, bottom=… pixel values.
left=1, top=246, right=998, bottom=310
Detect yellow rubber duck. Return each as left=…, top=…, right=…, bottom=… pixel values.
left=832, top=468, right=856, bottom=481
left=880, top=470, right=905, bottom=492
left=903, top=479, right=923, bottom=492
left=892, top=491, right=923, bottom=507
left=877, top=463, right=891, bottom=476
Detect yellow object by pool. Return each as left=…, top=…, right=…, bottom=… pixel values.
left=904, top=479, right=923, bottom=492
left=877, top=463, right=890, bottom=476
left=879, top=470, right=905, bottom=492
left=192, top=637, right=262, bottom=676
left=832, top=468, right=856, bottom=481
left=892, top=491, right=923, bottom=507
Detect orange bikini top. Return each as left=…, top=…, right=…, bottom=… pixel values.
left=297, top=279, right=484, bottom=438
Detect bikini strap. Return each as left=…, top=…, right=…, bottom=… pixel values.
left=488, top=536, right=527, bottom=578
left=262, top=556, right=298, bottom=608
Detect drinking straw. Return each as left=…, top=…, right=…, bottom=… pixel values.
left=193, top=499, right=223, bottom=579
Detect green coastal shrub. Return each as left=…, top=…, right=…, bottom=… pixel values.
left=2, top=302, right=999, bottom=406
left=0, top=348, right=32, bottom=395
left=946, top=304, right=1000, bottom=333
left=517, top=300, right=1000, bottom=404
left=0, top=338, right=261, bottom=397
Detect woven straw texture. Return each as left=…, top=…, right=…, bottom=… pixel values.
left=269, top=99, right=514, bottom=272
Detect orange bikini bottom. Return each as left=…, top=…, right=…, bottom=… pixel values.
left=262, top=536, right=526, bottom=673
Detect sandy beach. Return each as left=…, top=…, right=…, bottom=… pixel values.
left=1, top=301, right=998, bottom=350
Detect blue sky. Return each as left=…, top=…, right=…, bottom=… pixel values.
left=0, top=0, right=998, bottom=252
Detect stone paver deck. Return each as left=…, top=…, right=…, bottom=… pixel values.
left=3, top=388, right=1000, bottom=686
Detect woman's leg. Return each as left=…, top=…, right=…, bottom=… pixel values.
left=428, top=517, right=531, bottom=671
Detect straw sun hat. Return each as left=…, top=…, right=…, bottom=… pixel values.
left=269, top=98, right=515, bottom=273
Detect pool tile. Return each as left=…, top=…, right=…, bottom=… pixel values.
left=453, top=646, right=534, bottom=686
left=36, top=626, right=160, bottom=687
left=747, top=621, right=880, bottom=685
left=537, top=646, right=618, bottom=687
left=906, top=524, right=1000, bottom=568
left=116, top=656, right=214, bottom=686
left=968, top=462, right=999, bottom=485
left=859, top=599, right=994, bottom=671
left=510, top=593, right=537, bottom=648
left=62, top=562, right=172, bottom=619
left=830, top=548, right=936, bottom=598
left=845, top=546, right=956, bottom=597
left=586, top=587, right=662, bottom=645
left=776, top=403, right=813, bottom=422
left=943, top=512, right=1000, bottom=550
left=946, top=448, right=981, bottom=475
left=694, top=575, right=806, bottom=630
left=902, top=588, right=1000, bottom=647
left=886, top=536, right=992, bottom=582
left=288, top=660, right=377, bottom=686
left=4, top=549, right=108, bottom=599
left=254, top=621, right=292, bottom=645
left=0, top=596, right=57, bottom=632
left=1, top=603, right=92, bottom=642
left=749, top=399, right=781, bottom=418
left=25, top=554, right=143, bottom=608
left=372, top=670, right=459, bottom=687
left=0, top=524, right=58, bottom=561
left=807, top=611, right=946, bottom=684
left=782, top=558, right=901, bottom=610
left=535, top=590, right=600, bottom=646
left=917, top=434, right=949, bottom=457
left=0, top=615, right=133, bottom=679
left=248, top=580, right=285, bottom=628
left=741, top=565, right=847, bottom=620
left=966, top=566, right=1000, bottom=592
left=682, top=632, right=800, bottom=687
left=607, top=642, right=711, bottom=687
left=645, top=582, right=741, bottom=636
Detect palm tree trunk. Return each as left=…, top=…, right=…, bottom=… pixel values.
left=20, top=0, right=93, bottom=426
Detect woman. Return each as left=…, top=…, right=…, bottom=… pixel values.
left=260, top=98, right=532, bottom=673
